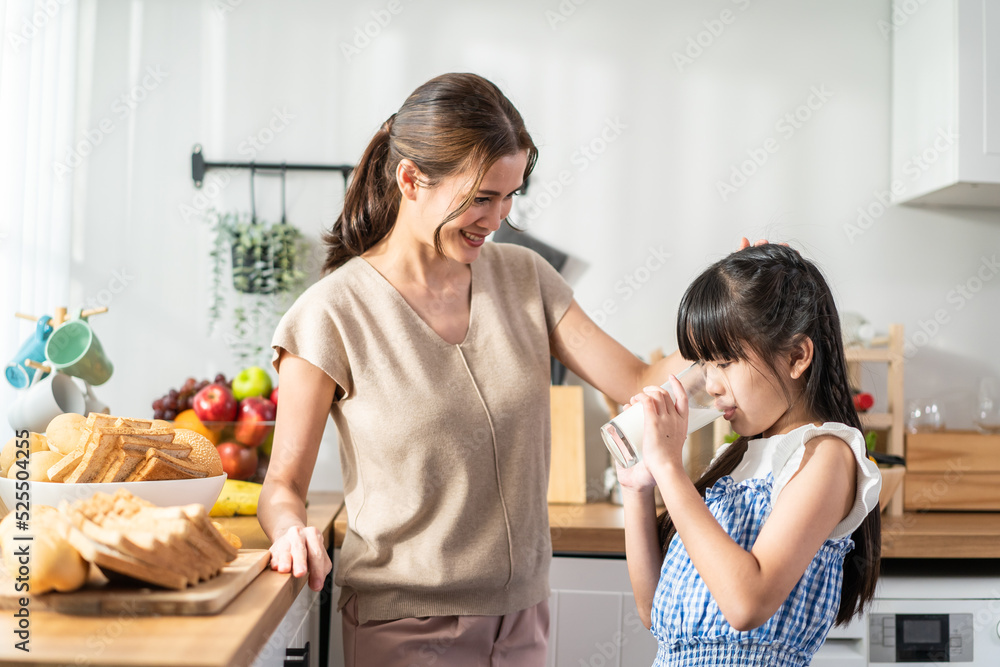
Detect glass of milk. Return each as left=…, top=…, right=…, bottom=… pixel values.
left=601, top=363, right=723, bottom=468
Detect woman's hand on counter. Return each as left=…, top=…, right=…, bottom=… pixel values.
left=269, top=524, right=331, bottom=591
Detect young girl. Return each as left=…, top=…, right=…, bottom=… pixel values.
left=618, top=243, right=882, bottom=667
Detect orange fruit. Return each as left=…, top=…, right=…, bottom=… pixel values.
left=173, top=409, right=219, bottom=444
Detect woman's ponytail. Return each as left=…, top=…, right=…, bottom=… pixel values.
left=322, top=114, right=398, bottom=273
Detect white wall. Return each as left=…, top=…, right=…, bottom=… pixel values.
left=11, top=0, right=998, bottom=493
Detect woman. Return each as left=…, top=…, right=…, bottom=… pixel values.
left=258, top=72, right=686, bottom=666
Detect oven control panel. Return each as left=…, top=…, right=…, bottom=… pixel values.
left=870, top=613, right=973, bottom=663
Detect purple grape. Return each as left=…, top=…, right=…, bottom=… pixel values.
left=214, top=373, right=226, bottom=384
left=163, top=409, right=177, bottom=420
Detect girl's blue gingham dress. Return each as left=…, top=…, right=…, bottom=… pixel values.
left=649, top=472, right=854, bottom=667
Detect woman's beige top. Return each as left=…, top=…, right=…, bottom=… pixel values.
left=271, top=242, right=573, bottom=623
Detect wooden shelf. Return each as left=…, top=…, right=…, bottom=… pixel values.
left=860, top=412, right=893, bottom=430
left=846, top=323, right=905, bottom=516
left=845, top=347, right=896, bottom=363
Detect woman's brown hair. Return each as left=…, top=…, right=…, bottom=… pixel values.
left=322, top=73, right=538, bottom=272
left=659, top=243, right=880, bottom=626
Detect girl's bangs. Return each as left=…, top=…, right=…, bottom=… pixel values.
left=677, top=272, right=750, bottom=363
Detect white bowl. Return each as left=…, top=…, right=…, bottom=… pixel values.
left=0, top=474, right=227, bottom=514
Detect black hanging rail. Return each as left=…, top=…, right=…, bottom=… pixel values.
left=191, top=144, right=354, bottom=189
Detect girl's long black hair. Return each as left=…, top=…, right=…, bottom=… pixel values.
left=658, top=243, right=880, bottom=626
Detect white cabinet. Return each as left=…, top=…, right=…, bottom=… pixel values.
left=549, top=556, right=869, bottom=667
left=548, top=557, right=658, bottom=667
left=811, top=616, right=868, bottom=667
left=891, top=0, right=1000, bottom=207
left=252, top=583, right=321, bottom=667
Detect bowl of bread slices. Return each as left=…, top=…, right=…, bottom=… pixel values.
left=0, top=412, right=226, bottom=513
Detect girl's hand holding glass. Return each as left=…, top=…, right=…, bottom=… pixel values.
left=633, top=376, right=689, bottom=473
left=614, top=391, right=659, bottom=492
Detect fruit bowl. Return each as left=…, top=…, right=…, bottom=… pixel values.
left=0, top=473, right=227, bottom=514
left=195, top=421, right=276, bottom=450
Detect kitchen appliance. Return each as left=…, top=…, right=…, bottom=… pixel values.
left=868, top=563, right=1000, bottom=665
left=869, top=613, right=973, bottom=662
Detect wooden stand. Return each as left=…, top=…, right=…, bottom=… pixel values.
left=14, top=306, right=107, bottom=329
left=846, top=323, right=905, bottom=516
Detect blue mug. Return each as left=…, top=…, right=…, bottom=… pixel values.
left=5, top=315, right=54, bottom=389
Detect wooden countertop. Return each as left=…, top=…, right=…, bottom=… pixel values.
left=334, top=502, right=1000, bottom=559
left=0, top=491, right=343, bottom=667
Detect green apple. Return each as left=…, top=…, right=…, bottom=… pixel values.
left=231, top=366, right=273, bottom=401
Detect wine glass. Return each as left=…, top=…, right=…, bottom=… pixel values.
left=906, top=399, right=946, bottom=433
left=975, top=378, right=1000, bottom=434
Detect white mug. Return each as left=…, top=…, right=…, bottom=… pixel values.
left=7, top=372, right=86, bottom=433
left=82, top=382, right=110, bottom=415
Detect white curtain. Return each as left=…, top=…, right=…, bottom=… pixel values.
left=0, top=0, right=79, bottom=437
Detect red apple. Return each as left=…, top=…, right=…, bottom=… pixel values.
left=270, top=386, right=279, bottom=406
left=193, top=383, right=238, bottom=423
left=234, top=396, right=277, bottom=447
left=216, top=441, right=258, bottom=481
left=853, top=392, right=874, bottom=412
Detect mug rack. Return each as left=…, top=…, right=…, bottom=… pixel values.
left=190, top=144, right=355, bottom=189
left=15, top=306, right=107, bottom=329
left=8, top=306, right=110, bottom=387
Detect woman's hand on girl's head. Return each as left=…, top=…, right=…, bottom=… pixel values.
left=635, top=379, right=688, bottom=473
left=268, top=524, right=332, bottom=592
left=738, top=237, right=791, bottom=250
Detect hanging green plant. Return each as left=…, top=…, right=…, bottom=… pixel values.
left=204, top=210, right=311, bottom=365
left=228, top=218, right=305, bottom=295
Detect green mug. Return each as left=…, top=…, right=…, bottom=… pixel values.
left=44, top=314, right=114, bottom=386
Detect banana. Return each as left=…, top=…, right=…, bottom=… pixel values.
left=209, top=479, right=262, bottom=517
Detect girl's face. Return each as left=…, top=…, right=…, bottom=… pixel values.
left=703, top=352, right=801, bottom=438
left=414, top=151, right=528, bottom=264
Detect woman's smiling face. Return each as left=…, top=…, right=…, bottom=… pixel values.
left=414, top=151, right=527, bottom=263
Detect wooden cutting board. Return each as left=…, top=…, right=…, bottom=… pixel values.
left=0, top=549, right=269, bottom=615
left=548, top=385, right=587, bottom=504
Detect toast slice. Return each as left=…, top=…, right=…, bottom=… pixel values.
left=119, top=434, right=191, bottom=460
left=99, top=449, right=146, bottom=483
left=94, top=428, right=174, bottom=444
left=66, top=525, right=189, bottom=590
left=86, top=413, right=120, bottom=430
left=127, top=450, right=208, bottom=482
left=47, top=448, right=85, bottom=482
left=144, top=505, right=236, bottom=564
left=64, top=431, right=117, bottom=483
left=114, top=417, right=153, bottom=430
left=182, top=505, right=238, bottom=562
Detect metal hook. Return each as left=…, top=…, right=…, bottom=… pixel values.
left=280, top=163, right=287, bottom=225
left=249, top=163, right=257, bottom=223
